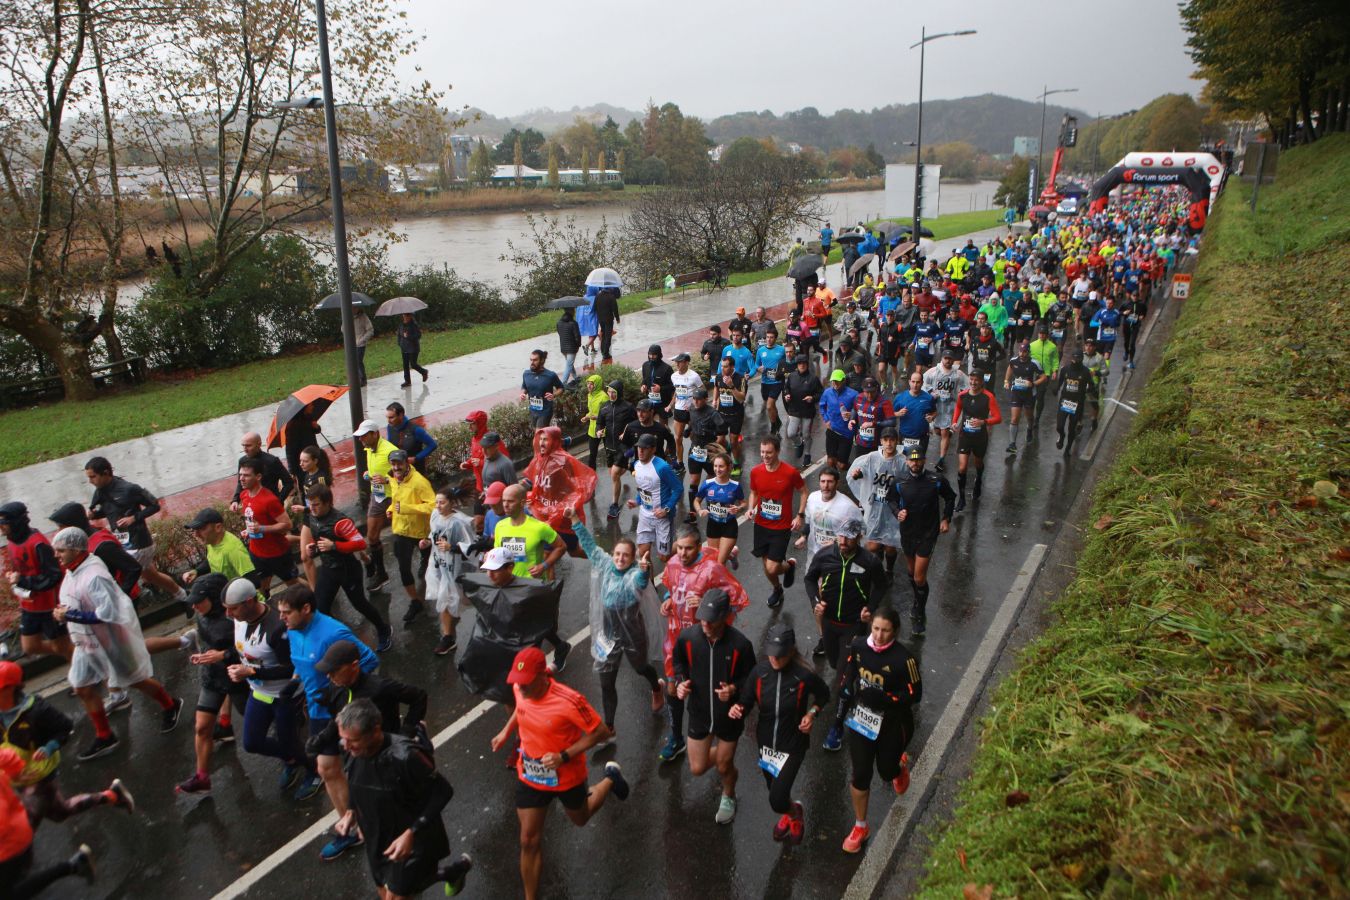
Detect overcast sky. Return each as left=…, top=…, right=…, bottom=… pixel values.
left=397, top=0, right=1201, bottom=122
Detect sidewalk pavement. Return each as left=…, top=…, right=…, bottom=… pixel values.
left=0, top=223, right=1011, bottom=523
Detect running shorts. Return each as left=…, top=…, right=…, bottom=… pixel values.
left=752, top=524, right=791, bottom=562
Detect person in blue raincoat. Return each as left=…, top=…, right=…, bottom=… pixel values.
left=578, top=284, right=601, bottom=361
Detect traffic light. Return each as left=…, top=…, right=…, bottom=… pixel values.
left=1061, top=115, right=1078, bottom=148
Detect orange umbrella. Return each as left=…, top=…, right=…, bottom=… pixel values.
left=265, top=384, right=349, bottom=449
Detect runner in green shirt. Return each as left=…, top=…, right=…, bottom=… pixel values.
left=183, top=507, right=258, bottom=585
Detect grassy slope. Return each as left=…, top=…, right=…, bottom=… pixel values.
left=0, top=208, right=1003, bottom=472
left=917, top=136, right=1350, bottom=897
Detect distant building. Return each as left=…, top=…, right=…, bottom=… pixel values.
left=448, top=135, right=474, bottom=181
left=708, top=144, right=726, bottom=162
left=1013, top=136, right=1039, bottom=158
left=786, top=142, right=803, bottom=155
left=487, top=165, right=622, bottom=189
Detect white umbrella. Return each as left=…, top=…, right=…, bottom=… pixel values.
left=584, top=267, right=623, bottom=289
left=374, top=296, right=428, bottom=316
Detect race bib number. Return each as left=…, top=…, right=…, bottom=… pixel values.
left=371, top=482, right=386, bottom=502
left=638, top=488, right=658, bottom=508
left=709, top=502, right=731, bottom=522
left=760, top=499, right=783, bottom=521
left=758, top=746, right=791, bottom=777
left=648, top=389, right=662, bottom=403
left=845, top=703, right=883, bottom=741
left=502, top=536, right=527, bottom=563
left=1100, top=327, right=1116, bottom=340
left=719, top=393, right=734, bottom=408
left=1013, top=377, right=1031, bottom=390
left=917, top=337, right=931, bottom=347
left=1052, top=329, right=1065, bottom=341
left=859, top=423, right=875, bottom=441
left=1020, top=313, right=1033, bottom=322
left=520, top=754, right=558, bottom=788
left=873, top=485, right=889, bottom=502
left=675, top=385, right=692, bottom=401
left=964, top=418, right=983, bottom=433
left=1060, top=399, right=1079, bottom=414
left=689, top=446, right=708, bottom=463
left=902, top=437, right=920, bottom=447
left=810, top=328, right=821, bottom=337
left=1128, top=315, right=1140, bottom=324
left=934, top=389, right=950, bottom=401
left=113, top=530, right=132, bottom=549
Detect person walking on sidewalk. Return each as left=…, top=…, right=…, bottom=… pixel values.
left=386, top=451, right=434, bottom=626
left=396, top=313, right=429, bottom=387
left=353, top=306, right=374, bottom=385
left=50, top=528, right=183, bottom=762
left=1, top=502, right=74, bottom=664
left=555, top=308, right=581, bottom=386
left=593, top=286, right=621, bottom=363
left=84, top=457, right=187, bottom=604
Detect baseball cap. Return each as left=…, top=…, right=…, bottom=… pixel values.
left=481, top=546, right=515, bottom=571
left=186, top=572, right=228, bottom=607
left=763, top=623, right=796, bottom=658
left=480, top=431, right=501, bottom=448
left=862, top=377, right=879, bottom=391
left=838, top=517, right=863, bottom=539
left=507, top=646, right=549, bottom=685
left=795, top=354, right=810, bottom=365
left=638, top=399, right=659, bottom=412
left=314, top=639, right=361, bottom=674
left=905, top=445, right=925, bottom=460
left=353, top=419, right=379, bottom=437
left=942, top=348, right=959, bottom=359
left=635, top=434, right=658, bottom=449
left=185, top=507, right=223, bottom=530
left=387, top=449, right=409, bottom=463
left=692, top=387, right=709, bottom=400
left=483, top=481, right=506, bottom=505
left=829, top=369, right=846, bottom=383
left=0, top=660, right=23, bottom=689
left=223, top=577, right=258, bottom=607
left=695, top=588, right=731, bottom=623
left=673, top=352, right=691, bottom=362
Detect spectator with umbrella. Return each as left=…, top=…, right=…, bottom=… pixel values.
left=314, top=292, right=376, bottom=386
left=556, top=306, right=581, bottom=387
left=375, top=297, right=430, bottom=387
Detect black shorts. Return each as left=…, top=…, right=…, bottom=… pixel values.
left=825, top=429, right=853, bottom=462
left=760, top=383, right=783, bottom=400
left=367, top=830, right=450, bottom=896
left=515, top=778, right=588, bottom=810
left=900, top=529, right=939, bottom=559
left=688, top=451, right=717, bottom=477
left=687, top=712, right=746, bottom=744
left=673, top=408, right=691, bottom=424
left=752, top=524, right=791, bottom=561
left=723, top=414, right=745, bottom=435
left=560, top=531, right=579, bottom=553
left=822, top=618, right=866, bottom=670
left=19, top=609, right=67, bottom=639
left=705, top=517, right=739, bottom=540
left=250, top=551, right=299, bottom=582
left=197, top=681, right=249, bottom=716
left=956, top=428, right=989, bottom=458
left=603, top=448, right=622, bottom=470
left=1008, top=389, right=1034, bottom=408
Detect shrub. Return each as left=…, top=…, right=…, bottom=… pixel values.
left=552, top=363, right=641, bottom=430
left=421, top=401, right=537, bottom=486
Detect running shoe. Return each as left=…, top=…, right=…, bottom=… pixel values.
left=376, top=625, right=394, bottom=653
left=912, top=615, right=927, bottom=638
left=213, top=723, right=235, bottom=744
left=812, top=639, right=827, bottom=658
left=70, top=844, right=96, bottom=882
left=787, top=802, right=805, bottom=845
left=160, top=697, right=185, bottom=734
left=935, top=458, right=945, bottom=473
left=607, top=503, right=620, bottom=520
left=104, top=690, right=131, bottom=714
left=551, top=640, right=571, bottom=673
left=715, top=794, right=736, bottom=825
left=684, top=511, right=697, bottom=525
left=842, top=823, right=870, bottom=854
left=766, top=588, right=784, bottom=610
left=657, top=735, right=686, bottom=763
left=77, top=734, right=119, bottom=761
left=731, top=463, right=742, bottom=477
left=823, top=725, right=843, bottom=753
left=440, top=854, right=473, bottom=897
left=954, top=495, right=967, bottom=513
left=109, top=778, right=136, bottom=812
left=773, top=812, right=793, bottom=842
left=434, top=634, right=457, bottom=656
left=802, top=453, right=812, bottom=467
left=294, top=772, right=324, bottom=801
left=401, top=600, right=424, bottom=625
left=893, top=754, right=911, bottom=795
left=366, top=571, right=388, bottom=592
left=175, top=772, right=211, bottom=795
left=278, top=763, right=304, bottom=792
left=1006, top=443, right=1017, bottom=455
left=1056, top=434, right=1065, bottom=450
left=320, top=831, right=363, bottom=861
left=783, top=558, right=797, bottom=588
left=603, top=762, right=630, bottom=801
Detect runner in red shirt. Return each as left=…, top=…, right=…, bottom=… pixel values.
left=490, top=647, right=630, bottom=900
left=747, top=434, right=806, bottom=609
left=236, top=458, right=299, bottom=592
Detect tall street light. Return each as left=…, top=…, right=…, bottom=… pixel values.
left=909, top=27, right=976, bottom=243
left=279, top=0, right=368, bottom=501
left=1036, top=85, right=1078, bottom=198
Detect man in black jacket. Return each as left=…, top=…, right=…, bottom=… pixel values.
left=596, top=380, right=636, bottom=520
left=84, top=456, right=186, bottom=603
left=890, top=445, right=956, bottom=637
left=640, top=345, right=675, bottom=423
left=334, top=699, right=472, bottom=899
left=782, top=355, right=823, bottom=466
left=307, top=640, right=430, bottom=862
left=592, top=287, right=621, bottom=363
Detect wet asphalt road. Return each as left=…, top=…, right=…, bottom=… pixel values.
left=26, top=349, right=1122, bottom=900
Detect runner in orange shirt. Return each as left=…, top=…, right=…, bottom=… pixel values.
left=489, top=647, right=630, bottom=900
left=812, top=282, right=838, bottom=351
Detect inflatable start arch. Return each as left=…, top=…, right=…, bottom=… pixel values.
left=1086, top=152, right=1227, bottom=231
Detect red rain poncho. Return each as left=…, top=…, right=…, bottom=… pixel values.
left=520, top=427, right=596, bottom=535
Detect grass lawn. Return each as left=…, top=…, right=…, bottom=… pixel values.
left=0, top=207, right=1006, bottom=472
left=916, top=136, right=1349, bottom=897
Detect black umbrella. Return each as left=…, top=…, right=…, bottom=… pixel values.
left=787, top=253, right=824, bottom=280
left=313, top=291, right=374, bottom=311
left=881, top=222, right=906, bottom=239
left=849, top=253, right=877, bottom=276
left=836, top=232, right=865, bottom=245
left=547, top=296, right=588, bottom=310
left=892, top=224, right=936, bottom=239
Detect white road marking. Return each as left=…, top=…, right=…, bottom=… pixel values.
left=842, top=543, right=1048, bottom=900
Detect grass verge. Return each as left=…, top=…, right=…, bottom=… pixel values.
left=916, top=135, right=1349, bottom=897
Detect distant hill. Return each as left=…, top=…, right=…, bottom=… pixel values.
left=704, top=94, right=1088, bottom=157
left=463, top=103, right=644, bottom=142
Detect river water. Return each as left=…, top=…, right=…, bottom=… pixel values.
left=122, top=181, right=999, bottom=301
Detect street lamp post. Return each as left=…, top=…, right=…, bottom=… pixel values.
left=312, top=0, right=368, bottom=503
left=909, top=28, right=975, bottom=245
left=1036, top=85, right=1079, bottom=199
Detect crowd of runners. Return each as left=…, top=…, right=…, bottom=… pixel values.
left=0, top=188, right=1194, bottom=899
